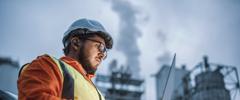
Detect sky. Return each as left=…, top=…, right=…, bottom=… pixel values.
left=0, top=0, right=240, bottom=100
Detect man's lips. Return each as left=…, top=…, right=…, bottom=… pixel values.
left=96, top=56, right=103, bottom=62
left=95, top=58, right=101, bottom=64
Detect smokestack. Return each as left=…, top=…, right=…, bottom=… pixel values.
left=109, top=0, right=141, bottom=78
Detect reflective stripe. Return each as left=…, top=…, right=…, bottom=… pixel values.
left=58, top=60, right=74, bottom=99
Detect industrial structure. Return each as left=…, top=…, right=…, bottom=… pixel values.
left=0, top=57, right=19, bottom=99
left=155, top=56, right=240, bottom=100
left=95, top=59, right=144, bottom=100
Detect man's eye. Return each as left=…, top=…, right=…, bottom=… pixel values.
left=95, top=44, right=99, bottom=47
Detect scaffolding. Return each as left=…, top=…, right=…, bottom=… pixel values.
left=95, top=60, right=144, bottom=100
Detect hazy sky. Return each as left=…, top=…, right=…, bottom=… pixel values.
left=0, top=0, right=240, bottom=100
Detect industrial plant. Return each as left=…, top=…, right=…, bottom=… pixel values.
left=155, top=56, right=240, bottom=100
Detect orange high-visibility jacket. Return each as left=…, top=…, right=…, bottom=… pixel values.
left=17, top=54, right=104, bottom=100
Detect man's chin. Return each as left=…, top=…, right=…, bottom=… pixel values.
left=92, top=61, right=100, bottom=69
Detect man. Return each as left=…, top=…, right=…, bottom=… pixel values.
left=18, top=18, right=113, bottom=100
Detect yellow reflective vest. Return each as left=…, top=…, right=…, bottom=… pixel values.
left=51, top=56, right=105, bottom=100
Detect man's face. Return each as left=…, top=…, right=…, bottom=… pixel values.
left=79, top=35, right=106, bottom=74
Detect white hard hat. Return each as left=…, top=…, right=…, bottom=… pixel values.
left=63, top=18, right=113, bottom=49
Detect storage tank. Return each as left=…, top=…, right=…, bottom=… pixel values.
left=192, top=70, right=230, bottom=100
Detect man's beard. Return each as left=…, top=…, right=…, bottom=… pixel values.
left=78, top=45, right=97, bottom=75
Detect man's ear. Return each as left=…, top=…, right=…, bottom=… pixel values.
left=70, top=37, right=81, bottom=50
